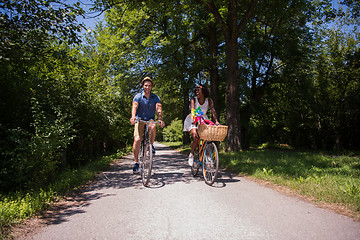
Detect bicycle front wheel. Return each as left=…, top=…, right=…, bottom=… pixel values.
left=141, top=142, right=153, bottom=186
left=202, top=142, right=219, bottom=186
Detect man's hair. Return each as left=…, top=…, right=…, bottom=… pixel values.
left=195, top=84, right=210, bottom=98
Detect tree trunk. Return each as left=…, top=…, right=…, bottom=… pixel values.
left=225, top=39, right=241, bottom=151
left=240, top=104, right=250, bottom=149
left=182, top=87, right=190, bottom=144
left=200, top=0, right=258, bottom=151
left=224, top=0, right=241, bottom=151
left=209, top=21, right=220, bottom=115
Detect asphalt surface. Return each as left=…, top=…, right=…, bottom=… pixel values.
left=25, top=143, right=360, bottom=240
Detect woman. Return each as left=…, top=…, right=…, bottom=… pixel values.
left=183, top=85, right=220, bottom=166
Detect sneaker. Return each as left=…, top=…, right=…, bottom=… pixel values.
left=188, top=153, right=194, bottom=166
left=152, top=145, right=156, bottom=155
left=133, top=162, right=140, bottom=174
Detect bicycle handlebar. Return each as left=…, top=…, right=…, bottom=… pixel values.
left=135, top=118, right=160, bottom=125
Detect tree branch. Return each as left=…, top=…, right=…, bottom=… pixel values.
left=238, top=0, right=258, bottom=34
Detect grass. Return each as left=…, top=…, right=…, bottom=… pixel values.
left=0, top=149, right=130, bottom=238
left=162, top=141, right=360, bottom=219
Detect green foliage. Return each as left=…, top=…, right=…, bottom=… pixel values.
left=238, top=0, right=316, bottom=148
left=311, top=25, right=360, bottom=150
left=0, top=190, right=54, bottom=239
left=162, top=118, right=183, bottom=142
left=245, top=1, right=360, bottom=150
left=0, top=0, right=89, bottom=193
left=90, top=0, right=359, bottom=152
left=0, top=95, right=76, bottom=191
left=1, top=24, right=133, bottom=193
left=0, top=39, right=133, bottom=193
left=97, top=1, right=214, bottom=127
left=0, top=0, right=84, bottom=62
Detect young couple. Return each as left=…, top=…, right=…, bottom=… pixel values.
left=130, top=77, right=219, bottom=173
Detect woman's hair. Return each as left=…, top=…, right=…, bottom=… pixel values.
left=195, top=84, right=210, bottom=98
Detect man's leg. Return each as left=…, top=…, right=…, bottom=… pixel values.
left=149, top=123, right=157, bottom=154
left=133, top=122, right=144, bottom=174
left=149, top=123, right=157, bottom=144
left=133, top=136, right=141, bottom=162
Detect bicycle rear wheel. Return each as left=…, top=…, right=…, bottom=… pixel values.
left=140, top=142, right=153, bottom=186
left=202, top=142, right=219, bottom=186
left=191, top=145, right=199, bottom=177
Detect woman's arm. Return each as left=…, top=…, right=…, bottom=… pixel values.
left=190, top=98, right=196, bottom=123
left=209, top=98, right=220, bottom=124
left=190, top=98, right=195, bottom=110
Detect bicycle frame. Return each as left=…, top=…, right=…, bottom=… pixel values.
left=197, top=139, right=212, bottom=165
left=191, top=130, right=219, bottom=185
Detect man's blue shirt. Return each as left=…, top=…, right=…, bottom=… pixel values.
left=133, top=91, right=161, bottom=121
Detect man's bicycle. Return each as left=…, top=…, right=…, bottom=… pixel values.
left=136, top=118, right=159, bottom=187
left=191, top=125, right=228, bottom=186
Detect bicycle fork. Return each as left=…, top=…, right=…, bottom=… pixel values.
left=198, top=141, right=213, bottom=166
left=204, top=144, right=214, bottom=168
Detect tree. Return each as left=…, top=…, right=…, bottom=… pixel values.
left=93, top=0, right=257, bottom=151
left=0, top=0, right=84, bottom=60
left=0, top=1, right=134, bottom=192
left=340, top=0, right=360, bottom=19
left=0, top=0, right=84, bottom=130
left=237, top=0, right=316, bottom=148
left=245, top=0, right=360, bottom=150
left=95, top=1, right=216, bottom=136
left=198, top=0, right=258, bottom=151
left=312, top=20, right=360, bottom=150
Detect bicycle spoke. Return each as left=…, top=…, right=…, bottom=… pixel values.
left=141, top=142, right=153, bottom=186
left=202, top=142, right=219, bottom=186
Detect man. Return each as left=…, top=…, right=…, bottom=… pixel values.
left=130, top=77, right=165, bottom=174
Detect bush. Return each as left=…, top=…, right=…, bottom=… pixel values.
left=162, top=118, right=183, bottom=142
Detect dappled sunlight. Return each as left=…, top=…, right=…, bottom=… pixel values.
left=26, top=143, right=241, bottom=230
left=81, top=142, right=240, bottom=192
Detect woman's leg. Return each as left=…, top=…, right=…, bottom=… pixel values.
left=190, top=128, right=199, bottom=154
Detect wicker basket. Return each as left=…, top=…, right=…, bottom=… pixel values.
left=198, top=125, right=228, bottom=141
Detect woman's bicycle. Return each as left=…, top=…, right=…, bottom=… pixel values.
left=191, top=139, right=219, bottom=185
left=191, top=125, right=228, bottom=186
left=136, top=118, right=159, bottom=187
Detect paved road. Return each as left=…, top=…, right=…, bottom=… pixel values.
left=25, top=143, right=360, bottom=240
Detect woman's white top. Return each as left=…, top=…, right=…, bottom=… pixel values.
left=183, top=98, right=209, bottom=132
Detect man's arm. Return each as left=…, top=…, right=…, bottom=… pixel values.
left=130, top=101, right=139, bottom=125
left=156, top=103, right=165, bottom=127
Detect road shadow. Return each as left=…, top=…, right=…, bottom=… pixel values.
left=87, top=142, right=240, bottom=191
left=31, top=143, right=240, bottom=228
left=27, top=191, right=116, bottom=229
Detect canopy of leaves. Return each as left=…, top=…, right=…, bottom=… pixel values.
left=0, top=0, right=84, bottom=61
